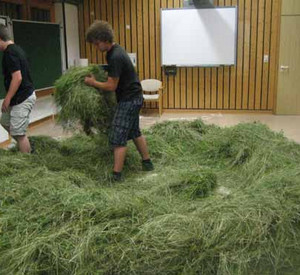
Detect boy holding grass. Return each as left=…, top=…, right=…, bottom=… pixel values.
left=84, top=20, right=153, bottom=181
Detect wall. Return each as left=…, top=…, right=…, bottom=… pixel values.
left=0, top=0, right=54, bottom=21
left=30, top=95, right=57, bottom=122
left=78, top=0, right=281, bottom=112
left=55, top=2, right=80, bottom=70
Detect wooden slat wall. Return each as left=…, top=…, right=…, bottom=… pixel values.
left=0, top=0, right=55, bottom=22
left=78, top=0, right=281, bottom=111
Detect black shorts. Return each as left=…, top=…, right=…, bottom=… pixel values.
left=109, top=96, right=143, bottom=147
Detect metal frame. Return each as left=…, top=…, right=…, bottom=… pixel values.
left=12, top=19, right=60, bottom=25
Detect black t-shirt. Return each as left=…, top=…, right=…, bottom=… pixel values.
left=2, top=44, right=34, bottom=106
left=106, top=44, right=142, bottom=102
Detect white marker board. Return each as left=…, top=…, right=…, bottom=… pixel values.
left=161, top=7, right=237, bottom=67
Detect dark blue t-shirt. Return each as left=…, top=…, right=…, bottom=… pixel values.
left=2, top=44, right=34, bottom=106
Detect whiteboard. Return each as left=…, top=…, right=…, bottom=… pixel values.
left=161, top=8, right=237, bottom=67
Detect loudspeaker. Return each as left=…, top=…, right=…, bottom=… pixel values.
left=183, top=0, right=214, bottom=8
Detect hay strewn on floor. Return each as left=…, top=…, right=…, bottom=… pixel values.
left=1, top=120, right=300, bottom=274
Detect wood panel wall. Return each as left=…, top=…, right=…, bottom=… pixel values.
left=0, top=0, right=55, bottom=22
left=78, top=0, right=281, bottom=112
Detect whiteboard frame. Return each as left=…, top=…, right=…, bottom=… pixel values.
left=160, top=7, right=238, bottom=67
left=12, top=19, right=61, bottom=25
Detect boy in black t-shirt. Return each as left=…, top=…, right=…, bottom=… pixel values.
left=84, top=20, right=153, bottom=181
left=0, top=24, right=36, bottom=153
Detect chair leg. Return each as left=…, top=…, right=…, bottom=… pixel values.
left=159, top=98, right=162, bottom=116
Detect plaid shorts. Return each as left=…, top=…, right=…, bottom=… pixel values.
left=109, top=96, right=143, bottom=147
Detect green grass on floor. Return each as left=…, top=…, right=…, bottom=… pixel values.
left=1, top=119, right=300, bottom=274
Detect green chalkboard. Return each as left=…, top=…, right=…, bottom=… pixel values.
left=12, top=20, right=62, bottom=91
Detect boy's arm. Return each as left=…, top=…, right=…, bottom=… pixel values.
left=85, top=74, right=119, bottom=92
left=1, top=70, right=22, bottom=112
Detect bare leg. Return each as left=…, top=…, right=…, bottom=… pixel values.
left=133, top=135, right=150, bottom=160
left=14, top=135, right=31, bottom=153
left=113, top=146, right=127, bottom=172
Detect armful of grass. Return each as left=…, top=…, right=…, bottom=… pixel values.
left=85, top=74, right=119, bottom=92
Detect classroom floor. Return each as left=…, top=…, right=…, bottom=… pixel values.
left=27, top=112, right=300, bottom=144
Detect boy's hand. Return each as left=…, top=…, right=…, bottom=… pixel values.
left=84, top=74, right=96, bottom=87
left=1, top=97, right=11, bottom=113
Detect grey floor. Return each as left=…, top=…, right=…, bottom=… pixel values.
left=28, top=112, right=300, bottom=144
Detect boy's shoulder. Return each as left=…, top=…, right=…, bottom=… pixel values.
left=5, top=44, right=22, bottom=56
left=110, top=45, right=127, bottom=60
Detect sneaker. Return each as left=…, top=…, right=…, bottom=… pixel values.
left=111, top=171, right=123, bottom=182
left=142, top=159, right=154, bottom=171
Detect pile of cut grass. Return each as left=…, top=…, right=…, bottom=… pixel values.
left=1, top=120, right=300, bottom=274
left=54, top=65, right=116, bottom=135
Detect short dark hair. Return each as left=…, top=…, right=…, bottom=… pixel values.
left=0, top=24, right=10, bottom=41
left=86, top=20, right=114, bottom=43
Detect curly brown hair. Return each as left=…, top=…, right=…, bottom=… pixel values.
left=86, top=20, right=114, bottom=43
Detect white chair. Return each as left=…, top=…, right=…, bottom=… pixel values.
left=140, top=79, right=164, bottom=116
